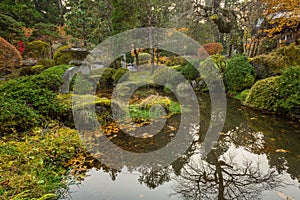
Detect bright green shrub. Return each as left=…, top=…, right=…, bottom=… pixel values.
left=210, top=54, right=227, bottom=75
left=0, top=37, right=23, bottom=76
left=0, top=65, right=73, bottom=134
left=224, top=55, right=256, bottom=93
left=278, top=67, right=300, bottom=116
left=245, top=76, right=280, bottom=111
left=234, top=89, right=250, bottom=102
left=20, top=65, right=45, bottom=76
left=113, top=68, right=129, bottom=83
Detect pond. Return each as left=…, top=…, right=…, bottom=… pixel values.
left=62, top=93, right=300, bottom=200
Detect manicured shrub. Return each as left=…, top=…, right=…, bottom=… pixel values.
left=20, top=65, right=45, bottom=76
left=251, top=44, right=300, bottom=79
left=245, top=67, right=300, bottom=117
left=36, top=59, right=55, bottom=69
left=224, top=55, right=256, bottom=93
left=275, top=44, right=300, bottom=67
left=98, top=68, right=117, bottom=87
left=245, top=76, right=280, bottom=112
left=25, top=40, right=50, bottom=59
left=0, top=37, right=23, bottom=76
left=210, top=54, right=227, bottom=75
left=0, top=65, right=72, bottom=134
left=0, top=96, right=41, bottom=134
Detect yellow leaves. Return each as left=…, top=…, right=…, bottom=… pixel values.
left=275, top=149, right=290, bottom=153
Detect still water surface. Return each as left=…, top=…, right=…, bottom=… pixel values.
left=63, top=94, right=300, bottom=200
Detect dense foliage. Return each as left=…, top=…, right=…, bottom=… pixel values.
left=251, top=44, right=300, bottom=79
left=0, top=65, right=72, bottom=134
left=245, top=67, right=300, bottom=117
left=224, top=55, right=256, bottom=93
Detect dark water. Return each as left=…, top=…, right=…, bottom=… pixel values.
left=63, top=94, right=300, bottom=200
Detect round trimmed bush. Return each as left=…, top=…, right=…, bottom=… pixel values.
left=245, top=76, right=280, bottom=111
left=224, top=55, right=256, bottom=93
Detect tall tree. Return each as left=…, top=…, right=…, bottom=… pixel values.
left=65, top=0, right=112, bottom=46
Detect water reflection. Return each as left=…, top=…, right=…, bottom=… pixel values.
left=63, top=96, right=300, bottom=200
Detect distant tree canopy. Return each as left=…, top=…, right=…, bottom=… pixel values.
left=0, top=14, right=25, bottom=45
left=0, top=0, right=64, bottom=26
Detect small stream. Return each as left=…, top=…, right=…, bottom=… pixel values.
left=62, top=93, right=300, bottom=200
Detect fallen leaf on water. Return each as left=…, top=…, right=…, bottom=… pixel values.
left=277, top=191, right=294, bottom=200
left=275, top=149, right=290, bottom=153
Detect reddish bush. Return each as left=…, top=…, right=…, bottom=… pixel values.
left=199, top=43, right=224, bottom=56
left=0, top=37, right=23, bottom=76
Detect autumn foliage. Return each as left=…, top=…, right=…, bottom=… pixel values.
left=261, top=0, right=300, bottom=37
left=198, top=43, right=224, bottom=57
left=0, top=37, right=22, bottom=76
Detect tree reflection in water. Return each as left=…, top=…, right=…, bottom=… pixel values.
left=171, top=149, right=284, bottom=200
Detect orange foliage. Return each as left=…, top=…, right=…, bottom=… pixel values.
left=198, top=43, right=224, bottom=56
left=261, top=0, right=300, bottom=37
left=0, top=37, right=23, bottom=76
